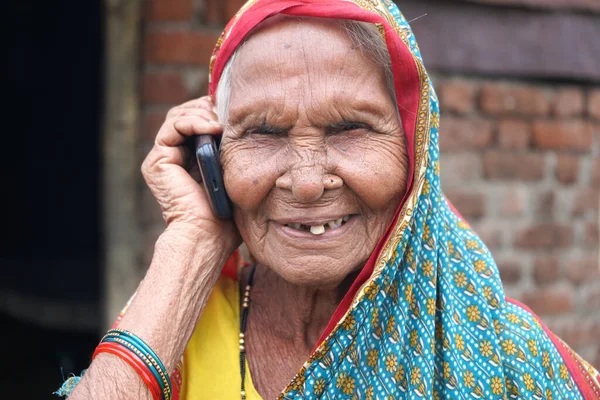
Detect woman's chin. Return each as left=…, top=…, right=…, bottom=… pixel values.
left=260, top=254, right=363, bottom=289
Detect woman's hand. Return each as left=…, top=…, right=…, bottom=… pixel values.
left=70, top=97, right=240, bottom=400
left=141, top=96, right=240, bottom=253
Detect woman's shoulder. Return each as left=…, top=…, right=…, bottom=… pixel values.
left=500, top=297, right=600, bottom=399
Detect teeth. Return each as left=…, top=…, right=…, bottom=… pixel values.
left=286, top=215, right=352, bottom=234
left=327, top=221, right=340, bottom=229
left=310, top=225, right=326, bottom=235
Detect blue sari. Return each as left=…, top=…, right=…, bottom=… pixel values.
left=206, top=0, right=600, bottom=399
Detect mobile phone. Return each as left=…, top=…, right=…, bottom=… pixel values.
left=194, top=135, right=233, bottom=219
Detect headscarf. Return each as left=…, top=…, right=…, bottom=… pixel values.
left=203, top=0, right=600, bottom=398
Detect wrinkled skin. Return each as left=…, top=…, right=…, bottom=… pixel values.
left=221, top=17, right=409, bottom=290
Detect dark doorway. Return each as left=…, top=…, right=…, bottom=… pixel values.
left=1, top=0, right=104, bottom=397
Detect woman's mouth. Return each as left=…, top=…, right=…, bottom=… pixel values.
left=283, top=215, right=351, bottom=235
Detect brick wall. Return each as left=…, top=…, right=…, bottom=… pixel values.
left=139, top=0, right=600, bottom=367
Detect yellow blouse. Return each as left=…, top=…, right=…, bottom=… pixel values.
left=179, top=276, right=262, bottom=399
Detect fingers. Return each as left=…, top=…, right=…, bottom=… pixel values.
left=172, top=117, right=221, bottom=137
left=141, top=141, right=190, bottom=180
left=156, top=110, right=222, bottom=148
left=143, top=96, right=221, bottom=183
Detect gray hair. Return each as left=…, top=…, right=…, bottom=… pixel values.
left=215, top=18, right=398, bottom=124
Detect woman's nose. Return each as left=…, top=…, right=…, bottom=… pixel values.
left=275, top=169, right=343, bottom=203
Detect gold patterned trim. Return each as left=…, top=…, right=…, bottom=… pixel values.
left=559, top=338, right=600, bottom=399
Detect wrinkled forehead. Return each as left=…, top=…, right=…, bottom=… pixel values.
left=209, top=1, right=403, bottom=96
left=229, top=16, right=376, bottom=85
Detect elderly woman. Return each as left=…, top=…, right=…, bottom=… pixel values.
left=60, top=0, right=600, bottom=399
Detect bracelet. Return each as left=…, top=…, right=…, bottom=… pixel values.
left=54, top=370, right=86, bottom=398
left=100, top=329, right=172, bottom=400
left=93, top=342, right=162, bottom=400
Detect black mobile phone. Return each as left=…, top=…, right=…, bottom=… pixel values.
left=194, top=135, right=233, bottom=219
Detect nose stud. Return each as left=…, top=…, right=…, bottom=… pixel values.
left=323, top=174, right=343, bottom=189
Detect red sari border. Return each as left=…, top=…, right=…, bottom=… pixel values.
left=506, top=297, right=600, bottom=399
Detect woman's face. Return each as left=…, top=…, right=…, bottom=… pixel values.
left=220, top=18, right=409, bottom=288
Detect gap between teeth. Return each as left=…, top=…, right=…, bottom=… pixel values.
left=286, top=215, right=350, bottom=235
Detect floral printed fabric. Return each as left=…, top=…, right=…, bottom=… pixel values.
left=240, top=1, right=599, bottom=399
left=204, top=0, right=600, bottom=399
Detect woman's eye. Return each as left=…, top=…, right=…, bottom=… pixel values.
left=247, top=124, right=286, bottom=136
left=331, top=122, right=371, bottom=134
left=342, top=123, right=364, bottom=131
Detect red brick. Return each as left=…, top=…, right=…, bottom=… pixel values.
left=532, top=120, right=593, bottom=152
left=225, top=0, right=248, bottom=20
left=439, top=118, right=494, bottom=152
left=533, top=256, right=560, bottom=284
left=145, top=31, right=219, bottom=65
left=496, top=259, right=522, bottom=284
left=497, top=119, right=531, bottom=150
left=593, top=158, right=600, bottom=188
left=483, top=151, right=545, bottom=181
left=535, top=190, right=554, bottom=219
left=589, top=89, right=600, bottom=120
left=565, top=255, right=600, bottom=286
left=203, top=0, right=224, bottom=24
left=515, top=223, right=573, bottom=249
left=142, top=110, right=168, bottom=141
left=500, top=185, right=526, bottom=217
left=521, top=288, right=573, bottom=316
left=480, top=83, right=551, bottom=116
left=587, top=288, right=600, bottom=310
left=143, top=72, right=189, bottom=104
left=553, top=87, right=585, bottom=118
left=146, top=0, right=194, bottom=21
left=584, top=223, right=599, bottom=247
left=555, top=154, right=580, bottom=184
left=438, top=79, right=476, bottom=114
left=594, top=123, right=600, bottom=155
left=444, top=190, right=486, bottom=219
left=573, top=188, right=599, bottom=216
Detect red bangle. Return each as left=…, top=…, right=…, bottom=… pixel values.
left=93, top=342, right=162, bottom=400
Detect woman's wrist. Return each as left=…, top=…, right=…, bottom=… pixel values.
left=117, top=225, right=232, bottom=371
left=161, top=222, right=238, bottom=266
left=68, top=226, right=229, bottom=399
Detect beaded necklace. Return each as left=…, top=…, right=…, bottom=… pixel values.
left=239, top=264, right=257, bottom=400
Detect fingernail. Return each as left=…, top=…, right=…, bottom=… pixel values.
left=209, top=120, right=220, bottom=125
